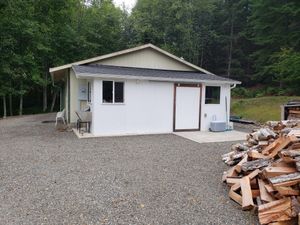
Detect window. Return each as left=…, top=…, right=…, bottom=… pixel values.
left=205, top=86, right=220, bottom=104
left=102, top=81, right=124, bottom=103
left=114, top=82, right=124, bottom=103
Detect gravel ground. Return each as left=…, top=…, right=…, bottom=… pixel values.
left=0, top=114, right=258, bottom=225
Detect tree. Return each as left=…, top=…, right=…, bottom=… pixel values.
left=249, top=0, right=300, bottom=86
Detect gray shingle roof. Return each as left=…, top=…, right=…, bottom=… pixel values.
left=72, top=64, right=240, bottom=83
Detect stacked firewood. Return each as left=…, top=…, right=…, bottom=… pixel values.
left=222, top=121, right=300, bottom=225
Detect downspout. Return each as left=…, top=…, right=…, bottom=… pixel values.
left=67, top=68, right=71, bottom=124
left=225, top=83, right=237, bottom=130
left=230, top=83, right=237, bottom=89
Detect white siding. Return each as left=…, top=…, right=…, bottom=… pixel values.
left=91, top=79, right=174, bottom=136
left=200, top=84, right=231, bottom=131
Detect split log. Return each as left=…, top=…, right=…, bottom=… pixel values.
left=258, top=198, right=292, bottom=224
left=291, top=196, right=300, bottom=217
left=264, top=184, right=276, bottom=193
left=248, top=150, right=269, bottom=159
left=258, top=179, right=275, bottom=202
left=235, top=155, right=248, bottom=173
left=268, top=218, right=298, bottom=225
left=268, top=136, right=298, bottom=158
left=280, top=150, right=300, bottom=158
left=240, top=176, right=254, bottom=210
left=295, top=160, right=300, bottom=172
left=241, top=158, right=270, bottom=172
left=262, top=138, right=282, bottom=155
left=259, top=141, right=269, bottom=146
left=229, top=187, right=242, bottom=206
left=263, top=166, right=297, bottom=178
left=252, top=189, right=260, bottom=198
left=222, top=166, right=238, bottom=182
left=226, top=177, right=241, bottom=186
left=269, top=172, right=300, bottom=187
left=231, top=169, right=260, bottom=191
left=231, top=143, right=249, bottom=151
left=275, top=187, right=300, bottom=196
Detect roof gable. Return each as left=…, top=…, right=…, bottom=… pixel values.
left=49, top=44, right=213, bottom=75
left=91, top=48, right=196, bottom=71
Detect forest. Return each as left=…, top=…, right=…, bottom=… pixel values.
left=0, top=0, right=299, bottom=118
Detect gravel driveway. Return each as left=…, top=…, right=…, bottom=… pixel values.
left=0, top=114, right=258, bottom=225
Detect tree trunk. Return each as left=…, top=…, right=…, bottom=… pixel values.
left=200, top=40, right=204, bottom=67
left=19, top=94, right=23, bottom=116
left=43, top=71, right=48, bottom=112
left=2, top=95, right=7, bottom=118
left=227, top=11, right=234, bottom=78
left=9, top=93, right=13, bottom=116
left=50, top=90, right=57, bottom=112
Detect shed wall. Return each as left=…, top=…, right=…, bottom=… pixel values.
left=91, top=79, right=174, bottom=136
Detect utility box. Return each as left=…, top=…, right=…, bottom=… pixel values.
left=210, top=121, right=227, bottom=132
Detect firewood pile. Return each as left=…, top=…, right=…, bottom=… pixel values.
left=222, top=120, right=300, bottom=225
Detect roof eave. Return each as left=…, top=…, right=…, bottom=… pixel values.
left=74, top=72, right=241, bottom=85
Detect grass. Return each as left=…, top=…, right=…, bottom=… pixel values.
left=231, top=96, right=300, bottom=123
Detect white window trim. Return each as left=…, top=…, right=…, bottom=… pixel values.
left=102, top=80, right=125, bottom=104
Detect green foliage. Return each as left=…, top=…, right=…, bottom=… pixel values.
left=249, top=0, right=300, bottom=84
left=0, top=0, right=125, bottom=116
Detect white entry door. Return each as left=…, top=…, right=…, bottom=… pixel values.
left=174, top=85, right=201, bottom=131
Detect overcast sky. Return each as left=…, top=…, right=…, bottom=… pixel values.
left=113, top=0, right=137, bottom=12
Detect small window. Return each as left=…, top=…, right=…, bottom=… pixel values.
left=102, top=81, right=124, bottom=103
left=205, top=86, right=220, bottom=104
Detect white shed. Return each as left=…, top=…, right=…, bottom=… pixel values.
left=50, top=44, right=240, bottom=136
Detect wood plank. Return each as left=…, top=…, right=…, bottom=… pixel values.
left=258, top=179, right=275, bottom=202
left=240, top=176, right=254, bottom=210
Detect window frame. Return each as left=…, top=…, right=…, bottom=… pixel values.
left=205, top=86, right=221, bottom=104
left=87, top=81, right=91, bottom=103
left=102, top=80, right=125, bottom=104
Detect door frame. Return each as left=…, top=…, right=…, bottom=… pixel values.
left=173, top=83, right=202, bottom=132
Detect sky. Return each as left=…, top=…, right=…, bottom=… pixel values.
left=113, top=0, right=137, bottom=12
